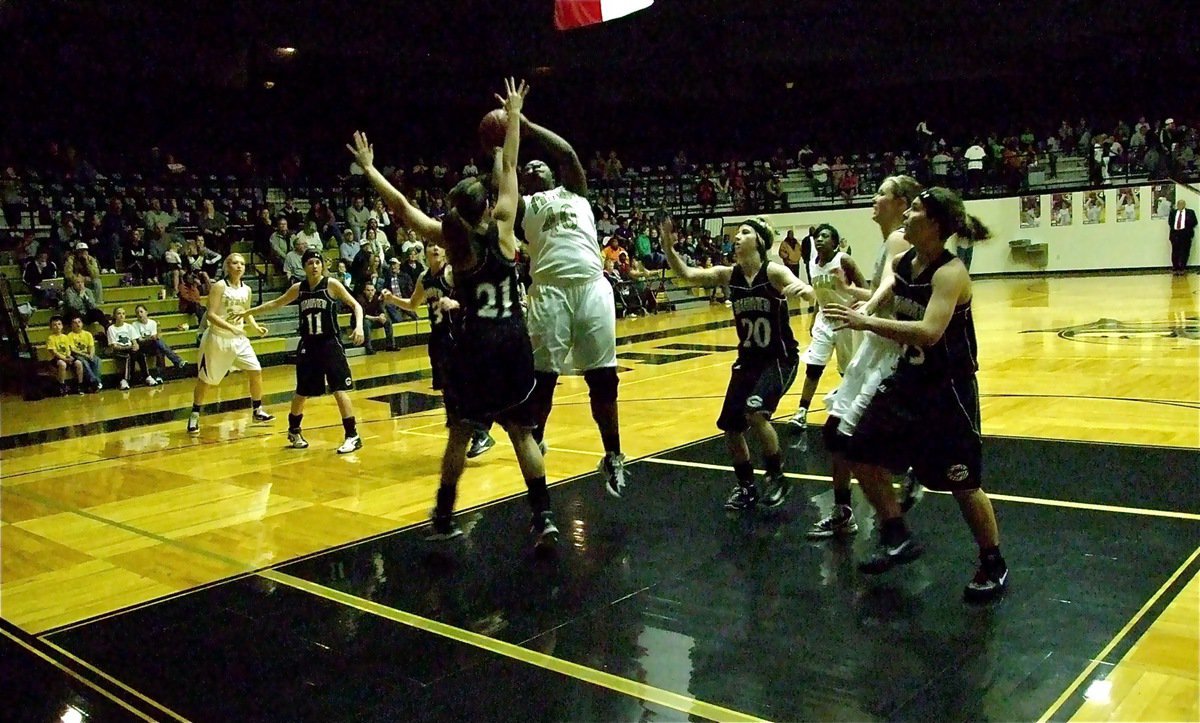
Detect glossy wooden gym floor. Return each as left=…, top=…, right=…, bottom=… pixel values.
left=2, top=272, right=1197, bottom=722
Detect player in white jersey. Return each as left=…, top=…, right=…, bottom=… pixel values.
left=515, top=117, right=628, bottom=498
left=789, top=223, right=865, bottom=430
left=807, top=175, right=924, bottom=538
left=187, top=253, right=275, bottom=434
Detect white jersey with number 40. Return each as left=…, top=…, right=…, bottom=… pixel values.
left=521, top=187, right=602, bottom=286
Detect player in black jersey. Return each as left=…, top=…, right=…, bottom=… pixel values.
left=381, top=243, right=497, bottom=459
left=349, top=78, right=556, bottom=549
left=663, top=214, right=816, bottom=511
left=238, top=249, right=366, bottom=454
left=825, top=187, right=1007, bottom=602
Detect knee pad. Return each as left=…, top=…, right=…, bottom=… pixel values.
left=583, top=367, right=619, bottom=403
left=805, top=364, right=826, bottom=382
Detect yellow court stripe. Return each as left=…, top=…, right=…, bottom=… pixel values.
left=31, top=636, right=191, bottom=722
left=0, top=628, right=166, bottom=723
left=1037, top=545, right=1200, bottom=722
left=641, top=457, right=1200, bottom=521
left=262, top=570, right=769, bottom=723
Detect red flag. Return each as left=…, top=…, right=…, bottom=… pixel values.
left=554, top=0, right=654, bottom=30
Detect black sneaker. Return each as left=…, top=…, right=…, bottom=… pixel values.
left=964, top=558, right=1009, bottom=603
left=899, top=470, right=925, bottom=513
left=530, top=511, right=559, bottom=550
left=252, top=408, right=275, bottom=423
left=425, top=512, right=463, bottom=541
left=806, top=505, right=858, bottom=539
left=724, top=484, right=758, bottom=511
left=466, top=432, right=496, bottom=459
left=858, top=534, right=925, bottom=574
left=759, top=471, right=792, bottom=509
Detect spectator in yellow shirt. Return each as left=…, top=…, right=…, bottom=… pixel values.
left=67, top=315, right=102, bottom=392
left=45, top=315, right=84, bottom=395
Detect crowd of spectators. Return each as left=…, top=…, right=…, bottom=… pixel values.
left=2, top=112, right=1196, bottom=395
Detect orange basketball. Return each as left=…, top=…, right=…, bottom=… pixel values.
left=478, top=109, right=507, bottom=147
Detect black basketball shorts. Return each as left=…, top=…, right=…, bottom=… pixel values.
left=845, top=374, right=983, bottom=492
left=295, top=337, right=353, bottom=397
left=716, top=355, right=799, bottom=433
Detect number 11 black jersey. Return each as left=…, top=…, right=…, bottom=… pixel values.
left=729, top=262, right=797, bottom=363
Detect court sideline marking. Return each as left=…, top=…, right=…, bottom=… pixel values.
left=262, top=570, right=768, bottom=723
left=1036, top=546, right=1200, bottom=722
left=640, top=457, right=1200, bottom=521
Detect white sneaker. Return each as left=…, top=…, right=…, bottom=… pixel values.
left=146, top=376, right=159, bottom=386
left=187, top=412, right=200, bottom=434
left=336, top=435, right=363, bottom=454
left=789, top=407, right=808, bottom=430
left=287, top=430, right=309, bottom=449
left=119, top=379, right=130, bottom=390
left=599, top=452, right=629, bottom=498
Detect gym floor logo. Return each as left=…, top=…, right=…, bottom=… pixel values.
left=1022, top=316, right=1199, bottom=345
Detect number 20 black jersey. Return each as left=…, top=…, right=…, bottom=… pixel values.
left=729, top=262, right=797, bottom=364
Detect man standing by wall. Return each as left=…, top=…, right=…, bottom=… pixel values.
left=1169, top=199, right=1197, bottom=275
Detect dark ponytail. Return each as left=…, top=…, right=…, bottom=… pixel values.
left=440, top=207, right=473, bottom=269
left=960, top=214, right=992, bottom=242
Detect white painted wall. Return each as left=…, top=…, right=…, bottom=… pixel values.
left=745, top=182, right=1199, bottom=276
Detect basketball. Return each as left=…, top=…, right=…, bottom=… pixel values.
left=478, top=108, right=507, bottom=147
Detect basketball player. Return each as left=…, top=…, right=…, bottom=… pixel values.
left=662, top=214, right=815, bottom=510
left=356, top=79, right=556, bottom=546
left=810, top=176, right=925, bottom=538
left=380, top=243, right=497, bottom=459
left=824, top=187, right=1007, bottom=602
left=236, top=250, right=366, bottom=453
left=515, top=112, right=628, bottom=497
left=187, top=253, right=274, bottom=434
left=789, top=223, right=866, bottom=431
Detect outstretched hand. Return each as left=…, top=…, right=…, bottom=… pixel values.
left=822, top=303, right=868, bottom=331
left=494, top=77, right=529, bottom=118
left=346, top=131, right=375, bottom=170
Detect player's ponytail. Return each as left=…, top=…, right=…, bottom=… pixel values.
left=447, top=177, right=489, bottom=226
left=440, top=208, right=472, bottom=269
left=959, top=214, right=992, bottom=242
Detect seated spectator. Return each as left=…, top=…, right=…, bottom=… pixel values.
left=163, top=241, right=184, bottom=296
left=186, top=235, right=223, bottom=280
left=268, top=217, right=291, bottom=273
left=107, top=307, right=153, bottom=389
left=197, top=199, right=230, bottom=254
left=345, top=195, right=370, bottom=239
left=283, top=238, right=306, bottom=284
left=63, top=276, right=110, bottom=331
left=399, top=246, right=425, bottom=288
left=378, top=256, right=417, bottom=321
left=350, top=247, right=380, bottom=297
left=370, top=199, right=391, bottom=230
left=362, top=227, right=389, bottom=267
left=123, top=228, right=154, bottom=285
left=358, top=282, right=396, bottom=354
left=45, top=315, right=85, bottom=395
left=177, top=270, right=209, bottom=327
left=23, top=250, right=60, bottom=309
left=602, top=236, right=625, bottom=266
left=334, top=259, right=353, bottom=288
left=67, top=315, right=102, bottom=392
left=64, top=242, right=104, bottom=304
left=132, top=304, right=186, bottom=382
left=142, top=198, right=179, bottom=234
left=295, top=219, right=323, bottom=253
left=339, top=228, right=361, bottom=266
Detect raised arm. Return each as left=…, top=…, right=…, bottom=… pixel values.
left=521, top=116, right=587, bottom=196
left=660, top=216, right=732, bottom=287
left=346, top=132, right=444, bottom=244
left=493, top=78, right=528, bottom=260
